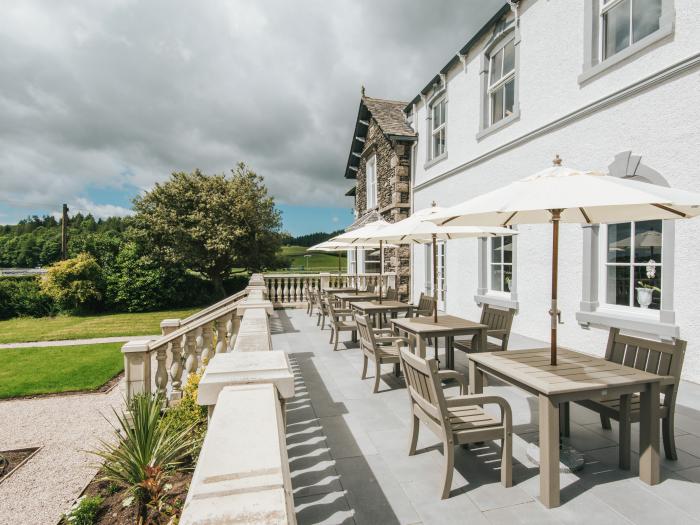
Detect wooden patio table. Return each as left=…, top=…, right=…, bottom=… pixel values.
left=467, top=347, right=667, bottom=508
left=390, top=314, right=487, bottom=370
left=333, top=292, right=381, bottom=308
left=350, top=300, right=414, bottom=328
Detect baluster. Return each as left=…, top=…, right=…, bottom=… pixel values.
left=283, top=277, right=290, bottom=303
left=275, top=278, right=282, bottom=304
left=201, top=324, right=214, bottom=366
left=155, top=344, right=168, bottom=396
left=294, top=277, right=300, bottom=302
left=184, top=332, right=197, bottom=379
left=226, top=313, right=235, bottom=351
left=215, top=317, right=227, bottom=354
left=194, top=327, right=204, bottom=370
left=169, top=337, right=184, bottom=399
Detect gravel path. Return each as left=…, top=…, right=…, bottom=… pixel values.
left=0, top=383, right=125, bottom=525
left=0, top=335, right=157, bottom=349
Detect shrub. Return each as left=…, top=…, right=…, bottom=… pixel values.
left=64, top=495, right=103, bottom=525
left=40, top=253, right=104, bottom=313
left=160, top=371, right=208, bottom=460
left=92, top=394, right=196, bottom=523
left=0, top=276, right=56, bottom=319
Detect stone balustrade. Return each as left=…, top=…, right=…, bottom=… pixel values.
left=263, top=272, right=397, bottom=307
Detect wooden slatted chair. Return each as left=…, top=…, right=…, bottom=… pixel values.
left=306, top=287, right=316, bottom=316
left=355, top=314, right=407, bottom=393
left=414, top=292, right=436, bottom=318
left=454, top=304, right=516, bottom=354
left=326, top=298, right=356, bottom=351
left=574, top=328, right=686, bottom=466
left=384, top=287, right=397, bottom=301
left=314, top=290, right=329, bottom=329
left=366, top=281, right=376, bottom=293
left=399, top=347, right=513, bottom=499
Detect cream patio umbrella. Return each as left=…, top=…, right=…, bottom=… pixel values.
left=332, top=220, right=393, bottom=301
left=429, top=155, right=700, bottom=365
left=354, top=204, right=516, bottom=322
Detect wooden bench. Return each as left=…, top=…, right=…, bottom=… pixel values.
left=454, top=304, right=515, bottom=353
left=574, top=328, right=686, bottom=467
left=399, top=347, right=512, bottom=499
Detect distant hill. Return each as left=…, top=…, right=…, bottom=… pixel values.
left=285, top=230, right=344, bottom=248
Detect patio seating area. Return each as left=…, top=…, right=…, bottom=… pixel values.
left=274, top=307, right=700, bottom=524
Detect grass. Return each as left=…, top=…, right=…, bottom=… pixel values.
left=0, top=342, right=124, bottom=399
left=0, top=308, right=199, bottom=344
left=278, top=245, right=347, bottom=272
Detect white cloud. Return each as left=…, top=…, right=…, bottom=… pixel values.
left=0, top=0, right=503, bottom=220
left=72, top=198, right=133, bottom=219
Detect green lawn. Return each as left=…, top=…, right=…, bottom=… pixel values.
left=0, top=343, right=124, bottom=399
left=278, top=245, right=347, bottom=272
left=0, top=308, right=199, bottom=344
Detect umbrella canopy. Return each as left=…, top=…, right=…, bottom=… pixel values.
left=428, top=156, right=700, bottom=365
left=308, top=240, right=390, bottom=251
left=358, top=205, right=516, bottom=321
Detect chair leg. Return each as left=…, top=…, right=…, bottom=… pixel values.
left=329, top=327, right=334, bottom=343
left=373, top=359, right=381, bottom=393
left=408, top=414, right=419, bottom=456
left=361, top=355, right=368, bottom=379
left=619, top=395, right=631, bottom=470
left=662, top=413, right=678, bottom=460
left=321, top=313, right=326, bottom=330
left=333, top=329, right=339, bottom=351
left=316, top=312, right=321, bottom=326
left=501, top=432, right=512, bottom=488
left=600, top=414, right=612, bottom=430
left=441, top=437, right=454, bottom=499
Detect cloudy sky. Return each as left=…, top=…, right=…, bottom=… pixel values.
left=0, top=0, right=502, bottom=235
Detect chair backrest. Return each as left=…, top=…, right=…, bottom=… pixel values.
left=384, top=287, right=397, bottom=301
left=326, top=297, right=343, bottom=322
left=355, top=314, right=378, bottom=355
left=479, top=304, right=516, bottom=350
left=605, top=328, right=686, bottom=392
left=399, top=347, right=447, bottom=425
left=315, top=290, right=326, bottom=311
left=366, top=281, right=376, bottom=293
left=415, top=292, right=436, bottom=317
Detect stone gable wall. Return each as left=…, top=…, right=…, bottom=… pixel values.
left=354, top=117, right=412, bottom=297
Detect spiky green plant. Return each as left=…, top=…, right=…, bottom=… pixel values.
left=92, top=393, right=195, bottom=522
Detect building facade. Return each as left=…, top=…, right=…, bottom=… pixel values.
left=404, top=0, right=700, bottom=381
left=344, top=92, right=416, bottom=297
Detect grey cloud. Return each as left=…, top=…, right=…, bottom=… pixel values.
left=0, top=0, right=503, bottom=217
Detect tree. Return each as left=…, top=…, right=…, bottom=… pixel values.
left=40, top=253, right=104, bottom=312
left=131, top=164, right=282, bottom=298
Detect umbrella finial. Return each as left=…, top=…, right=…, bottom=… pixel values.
left=431, top=200, right=437, bottom=207
left=553, top=154, right=562, bottom=166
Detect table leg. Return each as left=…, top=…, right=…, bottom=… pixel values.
left=559, top=402, right=570, bottom=438
left=468, top=361, right=483, bottom=395
left=619, top=394, right=631, bottom=470
left=539, top=394, right=560, bottom=508
left=639, top=382, right=660, bottom=485
left=417, top=336, right=426, bottom=359
left=447, top=336, right=454, bottom=370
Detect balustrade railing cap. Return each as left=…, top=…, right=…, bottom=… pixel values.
left=160, top=318, right=181, bottom=327
left=121, top=340, right=153, bottom=353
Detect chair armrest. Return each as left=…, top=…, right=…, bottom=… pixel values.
left=437, top=370, right=467, bottom=394
left=487, top=329, right=507, bottom=337
left=373, top=327, right=395, bottom=336
left=445, top=394, right=512, bottom=428
left=376, top=336, right=408, bottom=345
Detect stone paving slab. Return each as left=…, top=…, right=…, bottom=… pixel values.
left=0, top=384, right=124, bottom=525
left=275, top=308, right=700, bottom=525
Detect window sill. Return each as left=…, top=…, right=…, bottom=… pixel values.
left=576, top=308, right=679, bottom=339
left=474, top=294, right=519, bottom=311
left=476, top=109, right=521, bottom=141
left=424, top=152, right=448, bottom=170
left=578, top=23, right=674, bottom=85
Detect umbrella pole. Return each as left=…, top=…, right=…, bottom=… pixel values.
left=379, top=240, right=383, bottom=304
left=432, top=233, right=438, bottom=323
left=355, top=246, right=358, bottom=295
left=337, top=252, right=341, bottom=276
left=550, top=210, right=562, bottom=366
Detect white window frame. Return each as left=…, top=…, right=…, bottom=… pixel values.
left=430, top=96, right=447, bottom=162
left=580, top=0, right=674, bottom=84
left=365, top=155, right=377, bottom=210
left=599, top=0, right=661, bottom=61
left=475, top=230, right=519, bottom=310
left=487, top=235, right=514, bottom=294
left=486, top=36, right=516, bottom=128
left=602, top=220, right=663, bottom=310
left=424, top=241, right=447, bottom=310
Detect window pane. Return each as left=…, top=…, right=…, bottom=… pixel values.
left=606, top=265, right=631, bottom=306
left=490, top=49, right=503, bottom=84
left=634, top=265, right=661, bottom=309
left=432, top=103, right=441, bottom=128
left=504, top=79, right=515, bottom=116
left=502, top=235, right=513, bottom=263
left=491, top=89, right=504, bottom=124
left=491, top=265, right=503, bottom=292
left=607, top=222, right=631, bottom=263
left=433, top=129, right=445, bottom=157
left=503, top=40, right=515, bottom=75
left=491, top=237, right=502, bottom=263
left=632, top=0, right=661, bottom=43
left=604, top=0, right=631, bottom=58
left=504, top=264, right=513, bottom=292
left=634, top=220, right=662, bottom=263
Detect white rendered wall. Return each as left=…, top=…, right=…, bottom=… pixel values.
left=413, top=68, right=700, bottom=381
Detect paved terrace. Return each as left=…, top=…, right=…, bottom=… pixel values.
left=272, top=309, right=700, bottom=525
